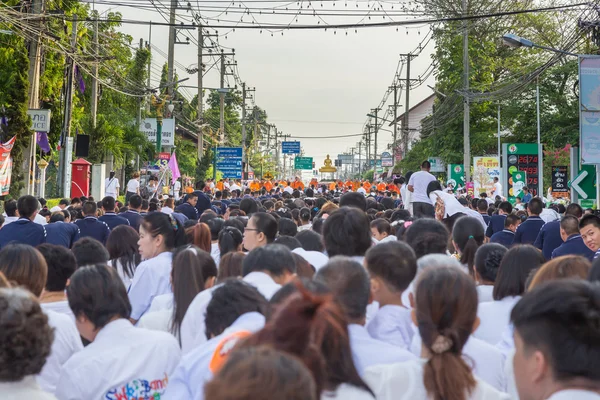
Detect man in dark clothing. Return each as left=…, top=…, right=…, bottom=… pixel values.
left=121, top=194, right=144, bottom=232
left=551, top=215, right=595, bottom=260
left=192, top=180, right=212, bottom=216
left=45, top=211, right=80, bottom=248
left=514, top=197, right=546, bottom=245
left=535, top=203, right=584, bottom=260
left=175, top=192, right=199, bottom=220
left=74, top=201, right=111, bottom=245
left=99, top=196, right=130, bottom=230
left=490, top=214, right=521, bottom=248
left=477, top=199, right=491, bottom=226
left=0, top=195, right=47, bottom=248
left=486, top=201, right=512, bottom=238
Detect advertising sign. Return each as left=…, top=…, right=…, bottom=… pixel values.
left=27, top=109, right=51, bottom=132
left=551, top=166, right=568, bottom=193
left=140, top=118, right=175, bottom=146
left=579, top=56, right=600, bottom=164
left=512, top=171, right=527, bottom=200
left=473, top=157, right=500, bottom=195
left=216, top=147, right=243, bottom=179
left=503, top=143, right=540, bottom=200
left=381, top=151, right=394, bottom=167
left=447, top=164, right=465, bottom=189
left=0, top=136, right=16, bottom=195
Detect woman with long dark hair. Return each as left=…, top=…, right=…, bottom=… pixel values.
left=106, top=225, right=142, bottom=289
left=452, top=216, right=485, bottom=275
left=218, top=227, right=243, bottom=258
left=297, top=207, right=312, bottom=232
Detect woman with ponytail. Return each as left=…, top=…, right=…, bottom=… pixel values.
left=218, top=227, right=243, bottom=258
left=128, top=212, right=187, bottom=323
left=364, top=266, right=510, bottom=400
left=297, top=207, right=312, bottom=232
left=452, top=216, right=485, bottom=275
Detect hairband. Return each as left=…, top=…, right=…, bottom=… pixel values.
left=404, top=221, right=413, bottom=229
left=185, top=245, right=198, bottom=255
left=168, top=214, right=179, bottom=231
left=468, top=235, right=474, bottom=239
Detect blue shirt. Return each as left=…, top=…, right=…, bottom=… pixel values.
left=45, top=222, right=80, bottom=248
left=99, top=213, right=130, bottom=231
left=552, top=234, right=595, bottom=261
left=514, top=216, right=545, bottom=246
left=74, top=217, right=111, bottom=245
left=175, top=202, right=199, bottom=221
left=0, top=218, right=46, bottom=248
left=193, top=191, right=212, bottom=215
left=490, top=229, right=515, bottom=248
left=120, top=210, right=143, bottom=232
left=486, top=215, right=506, bottom=238
left=522, top=193, right=532, bottom=203
left=534, top=220, right=563, bottom=260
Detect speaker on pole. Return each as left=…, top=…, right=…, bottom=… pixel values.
left=75, top=134, right=89, bottom=157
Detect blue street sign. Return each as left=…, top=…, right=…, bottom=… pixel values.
left=216, top=147, right=243, bottom=179
left=282, top=141, right=301, bottom=154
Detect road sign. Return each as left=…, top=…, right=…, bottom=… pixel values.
left=216, top=147, right=243, bottom=179
left=294, top=156, right=313, bottom=170
left=282, top=141, right=301, bottom=154
left=428, top=157, right=445, bottom=173
left=381, top=151, right=394, bottom=167
left=369, top=159, right=382, bottom=167
left=551, top=166, right=568, bottom=193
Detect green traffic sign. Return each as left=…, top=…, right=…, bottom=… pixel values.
left=294, top=156, right=313, bottom=170
left=570, top=164, right=597, bottom=200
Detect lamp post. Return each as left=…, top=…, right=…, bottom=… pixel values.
left=501, top=33, right=577, bottom=198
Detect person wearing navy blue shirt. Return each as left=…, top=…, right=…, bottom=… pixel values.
left=45, top=211, right=80, bottom=248
left=0, top=195, right=46, bottom=248
left=175, top=192, right=199, bottom=220
left=477, top=199, right=491, bottom=226
left=521, top=186, right=532, bottom=204
left=552, top=215, right=595, bottom=260
left=192, top=180, right=212, bottom=216
left=490, top=214, right=521, bottom=248
left=121, top=194, right=143, bottom=232
left=579, top=213, right=600, bottom=260
left=99, top=196, right=130, bottom=230
left=514, top=197, right=546, bottom=245
left=535, top=203, right=584, bottom=260
left=486, top=201, right=512, bottom=238
left=74, top=201, right=111, bottom=245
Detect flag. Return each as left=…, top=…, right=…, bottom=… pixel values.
left=36, top=132, right=51, bottom=153
left=75, top=65, right=86, bottom=94
left=168, top=151, right=181, bottom=181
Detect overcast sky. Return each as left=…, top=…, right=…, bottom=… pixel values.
left=95, top=2, right=436, bottom=167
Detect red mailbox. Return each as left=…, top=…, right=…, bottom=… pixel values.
left=71, top=158, right=92, bottom=198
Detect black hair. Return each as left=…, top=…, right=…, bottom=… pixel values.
left=405, top=218, right=449, bottom=259
left=278, top=218, right=298, bottom=237
left=37, top=244, right=77, bottom=292
left=511, top=280, right=600, bottom=384
left=206, top=217, right=225, bottom=241
left=590, top=257, right=600, bottom=283
left=199, top=211, right=217, bottom=224
left=82, top=201, right=97, bottom=216
left=128, top=194, right=142, bottom=209
left=106, top=225, right=141, bottom=279
left=240, top=198, right=259, bottom=215
left=263, top=200, right=274, bottom=210
left=323, top=207, right=372, bottom=258
left=493, top=245, right=545, bottom=300
left=50, top=212, right=65, bottom=223
left=242, top=244, right=296, bottom=277
left=295, top=230, right=324, bottom=252
left=299, top=207, right=311, bottom=222
left=141, top=212, right=187, bottom=250
left=365, top=241, right=417, bottom=292
left=370, top=218, right=391, bottom=235
left=474, top=243, right=507, bottom=283
left=476, top=199, right=488, bottom=212
left=315, top=256, right=370, bottom=321
left=426, top=180, right=443, bottom=197
left=4, top=199, right=17, bottom=217
left=223, top=217, right=246, bottom=234
left=101, top=196, right=116, bottom=211
left=339, top=192, right=367, bottom=211
left=505, top=214, right=520, bottom=228
left=59, top=198, right=70, bottom=206
left=17, top=195, right=39, bottom=219
left=312, top=217, right=325, bottom=234
left=565, top=203, right=584, bottom=219
left=205, top=279, right=268, bottom=339
left=72, top=237, right=110, bottom=267
left=452, top=216, right=485, bottom=274
left=274, top=235, right=302, bottom=250
left=579, top=214, right=600, bottom=232
left=561, top=215, right=580, bottom=236
left=218, top=227, right=243, bottom=256
left=528, top=198, right=543, bottom=215
left=67, top=264, right=131, bottom=329
left=251, top=212, right=279, bottom=243
left=498, top=201, right=513, bottom=214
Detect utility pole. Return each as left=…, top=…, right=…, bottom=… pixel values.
left=241, top=82, right=255, bottom=179
left=371, top=107, right=380, bottom=176
left=60, top=15, right=77, bottom=198
left=219, top=51, right=225, bottom=142
left=197, top=25, right=203, bottom=161
left=462, top=0, right=471, bottom=182
left=365, top=125, right=371, bottom=167
left=398, top=53, right=417, bottom=159
left=145, top=23, right=152, bottom=113
left=91, top=17, right=99, bottom=129
left=390, top=83, right=399, bottom=158
left=351, top=147, right=355, bottom=176
left=136, top=38, right=144, bottom=171
left=25, top=0, right=44, bottom=195
left=166, top=0, right=177, bottom=97
left=358, top=141, right=362, bottom=174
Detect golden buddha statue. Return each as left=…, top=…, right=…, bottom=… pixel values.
left=319, top=155, right=337, bottom=173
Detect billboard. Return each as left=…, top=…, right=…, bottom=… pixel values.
left=472, top=157, right=500, bottom=195
left=580, top=56, right=600, bottom=164
left=140, top=118, right=175, bottom=147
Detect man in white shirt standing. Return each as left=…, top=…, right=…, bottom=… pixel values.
left=104, top=171, right=120, bottom=200
left=357, top=183, right=367, bottom=195
left=492, top=177, right=503, bottom=199
left=407, top=160, right=436, bottom=218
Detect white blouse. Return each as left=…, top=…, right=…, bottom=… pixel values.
left=321, top=383, right=375, bottom=400
left=474, top=296, right=521, bottom=345
left=128, top=252, right=173, bottom=321
left=364, top=359, right=511, bottom=400
left=476, top=285, right=494, bottom=303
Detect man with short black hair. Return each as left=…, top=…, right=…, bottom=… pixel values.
left=477, top=199, right=491, bottom=225
left=45, top=212, right=81, bottom=248
left=37, top=244, right=78, bottom=317
left=121, top=194, right=143, bottom=231
left=550, top=215, right=594, bottom=260
left=536, top=203, right=585, bottom=260
left=579, top=213, right=600, bottom=259
left=192, top=181, right=212, bottom=215
left=176, top=192, right=199, bottom=220
left=0, top=195, right=46, bottom=248
left=98, top=196, right=130, bottom=230
left=50, top=198, right=71, bottom=213
left=74, top=202, right=111, bottom=245
left=486, top=201, right=513, bottom=238
left=71, top=237, right=110, bottom=267
left=514, top=197, right=546, bottom=245
left=2, top=199, right=18, bottom=225
left=407, top=160, right=436, bottom=218
left=490, top=214, right=521, bottom=248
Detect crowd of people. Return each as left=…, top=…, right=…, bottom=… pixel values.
left=1, top=159, right=599, bottom=400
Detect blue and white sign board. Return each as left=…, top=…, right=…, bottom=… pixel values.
left=216, top=147, right=243, bottom=179
left=381, top=151, right=394, bottom=167
left=579, top=56, right=600, bottom=164
left=282, top=141, right=301, bottom=154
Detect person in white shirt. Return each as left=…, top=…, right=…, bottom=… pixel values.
left=473, top=243, right=507, bottom=303
left=365, top=241, right=416, bottom=350
left=125, top=171, right=140, bottom=204
left=428, top=181, right=487, bottom=231
left=315, top=257, right=416, bottom=375
left=56, top=265, right=181, bottom=400
left=0, top=286, right=58, bottom=400
left=511, top=280, right=600, bottom=400
left=104, top=171, right=120, bottom=200
left=242, top=212, right=278, bottom=252
left=164, top=280, right=269, bottom=399
left=138, top=246, right=216, bottom=342
left=229, top=180, right=241, bottom=191
left=128, top=213, right=187, bottom=323
left=357, top=183, right=367, bottom=195
left=0, top=244, right=83, bottom=394
left=407, top=160, right=437, bottom=218
left=363, top=266, right=510, bottom=400
left=492, top=177, right=503, bottom=198
left=106, top=225, right=142, bottom=290
left=37, top=244, right=77, bottom=320
left=171, top=178, right=181, bottom=201
left=399, top=174, right=413, bottom=215
left=475, top=245, right=544, bottom=345
left=49, top=198, right=70, bottom=213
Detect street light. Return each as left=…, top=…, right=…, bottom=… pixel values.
left=502, top=33, right=578, bottom=198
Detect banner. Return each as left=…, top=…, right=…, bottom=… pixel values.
left=447, top=164, right=465, bottom=189
left=473, top=157, right=500, bottom=195
left=0, top=136, right=16, bottom=195
left=551, top=166, right=568, bottom=193
left=579, top=56, right=600, bottom=164
left=512, top=171, right=527, bottom=201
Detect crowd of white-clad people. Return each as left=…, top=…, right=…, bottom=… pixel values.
left=0, top=161, right=599, bottom=400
